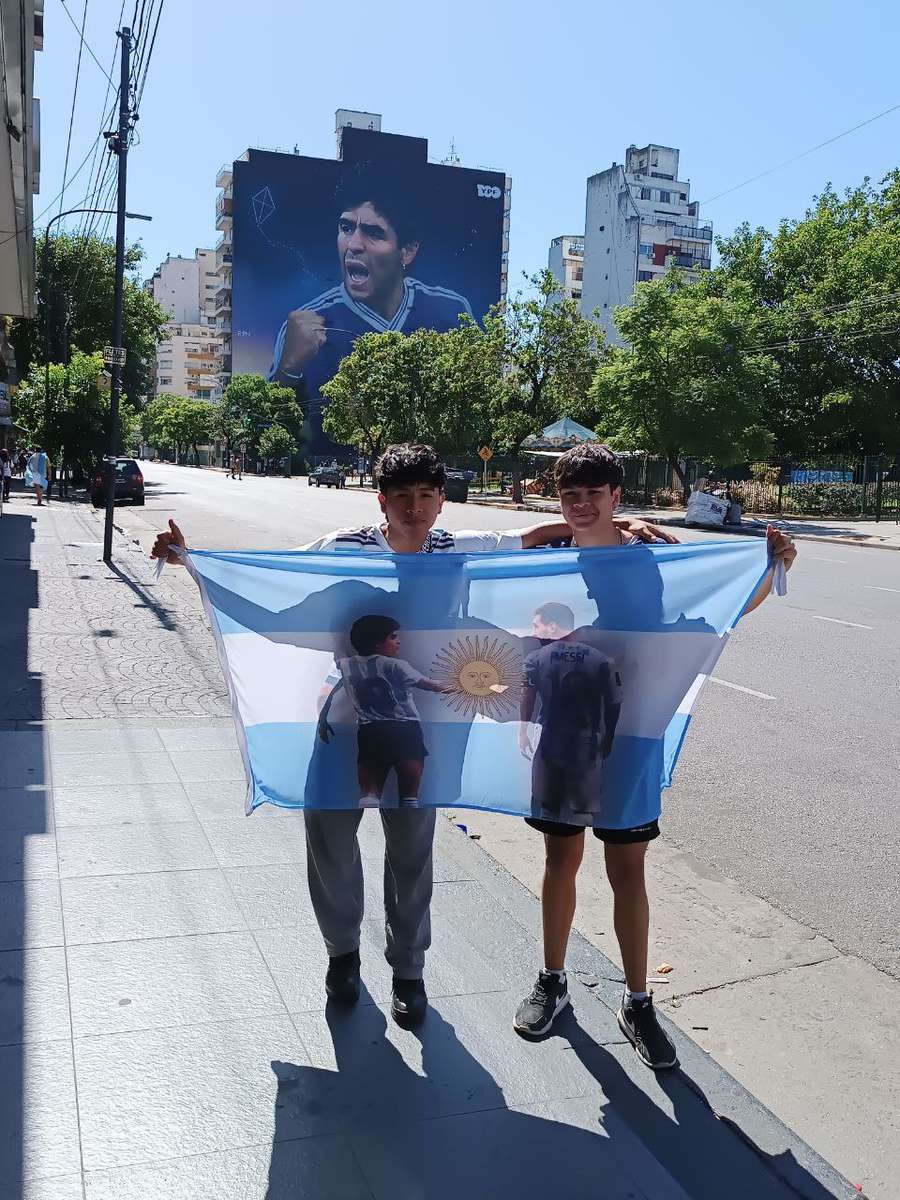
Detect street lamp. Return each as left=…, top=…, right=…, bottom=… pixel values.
left=41, top=207, right=151, bottom=498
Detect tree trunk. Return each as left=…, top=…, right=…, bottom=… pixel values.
left=511, top=451, right=523, bottom=504
left=668, top=456, right=689, bottom=505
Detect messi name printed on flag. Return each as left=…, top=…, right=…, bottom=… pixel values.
left=186, top=541, right=770, bottom=829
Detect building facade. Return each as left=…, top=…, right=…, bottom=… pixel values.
left=154, top=323, right=222, bottom=400
left=212, top=109, right=511, bottom=407
left=547, top=234, right=584, bottom=303
left=580, top=143, right=712, bottom=343
left=0, top=0, right=43, bottom=323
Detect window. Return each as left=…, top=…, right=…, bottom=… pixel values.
left=606, top=248, right=610, bottom=254
left=573, top=266, right=583, bottom=281
left=639, top=243, right=652, bottom=257
left=640, top=187, right=651, bottom=200
left=571, top=291, right=582, bottom=301
left=679, top=192, right=688, bottom=202
left=638, top=270, right=654, bottom=282
left=658, top=190, right=671, bottom=204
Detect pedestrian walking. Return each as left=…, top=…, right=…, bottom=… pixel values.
left=0, top=448, right=11, bottom=501
left=25, top=447, right=51, bottom=506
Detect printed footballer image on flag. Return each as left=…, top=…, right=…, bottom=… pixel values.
left=183, top=539, right=771, bottom=829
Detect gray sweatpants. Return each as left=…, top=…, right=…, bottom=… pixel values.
left=304, top=808, right=436, bottom=979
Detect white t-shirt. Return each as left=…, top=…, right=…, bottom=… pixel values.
left=299, top=524, right=526, bottom=554
left=336, top=654, right=426, bottom=724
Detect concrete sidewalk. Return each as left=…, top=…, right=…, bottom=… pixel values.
left=0, top=497, right=858, bottom=1198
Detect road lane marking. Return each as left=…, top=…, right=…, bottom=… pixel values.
left=812, top=614, right=873, bottom=630
left=808, top=555, right=846, bottom=564
left=707, top=677, right=776, bottom=701
left=865, top=585, right=900, bottom=594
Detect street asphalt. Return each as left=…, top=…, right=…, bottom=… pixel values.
left=123, top=463, right=900, bottom=981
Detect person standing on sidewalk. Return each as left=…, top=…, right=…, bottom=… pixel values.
left=512, top=442, right=797, bottom=1071
left=25, top=447, right=51, bottom=506
left=0, top=448, right=11, bottom=501
left=151, top=442, right=675, bottom=1029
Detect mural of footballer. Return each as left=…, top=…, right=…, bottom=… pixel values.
left=518, top=603, right=623, bottom=824
left=267, top=172, right=475, bottom=413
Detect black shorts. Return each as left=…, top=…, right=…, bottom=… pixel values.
left=357, top=720, right=427, bottom=767
left=524, top=817, right=660, bottom=844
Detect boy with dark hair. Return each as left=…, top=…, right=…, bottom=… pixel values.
left=152, top=441, right=674, bottom=1029
left=319, top=614, right=451, bottom=808
left=513, top=442, right=797, bottom=1067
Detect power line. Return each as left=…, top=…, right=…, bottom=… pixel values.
left=749, top=289, right=900, bottom=329
left=134, top=0, right=164, bottom=114
left=746, top=322, right=900, bottom=355
left=57, top=0, right=117, bottom=89
left=0, top=135, right=108, bottom=248
left=74, top=2, right=126, bottom=244
left=58, top=0, right=89, bottom=218
left=700, top=101, right=900, bottom=207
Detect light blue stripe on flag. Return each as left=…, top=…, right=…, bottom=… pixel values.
left=185, top=540, right=771, bottom=828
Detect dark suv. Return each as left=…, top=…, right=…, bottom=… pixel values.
left=91, top=457, right=145, bottom=506
left=308, top=465, right=345, bottom=488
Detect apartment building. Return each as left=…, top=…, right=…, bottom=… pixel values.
left=154, top=323, right=222, bottom=401
left=580, top=143, right=712, bottom=343
left=547, top=234, right=585, bottom=303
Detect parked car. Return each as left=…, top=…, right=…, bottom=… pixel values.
left=91, top=457, right=145, bottom=506
left=444, top=470, right=469, bottom=503
left=308, top=466, right=345, bottom=488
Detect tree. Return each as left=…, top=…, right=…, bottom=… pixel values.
left=215, top=374, right=303, bottom=458
left=142, top=395, right=214, bottom=462
left=479, top=270, right=604, bottom=501
left=12, top=350, right=136, bottom=475
left=259, top=424, right=297, bottom=463
left=714, top=172, right=900, bottom=456
left=11, top=231, right=169, bottom=403
left=587, top=272, right=778, bottom=495
left=321, top=328, right=489, bottom=463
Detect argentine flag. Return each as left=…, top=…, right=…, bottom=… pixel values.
left=183, top=540, right=772, bottom=829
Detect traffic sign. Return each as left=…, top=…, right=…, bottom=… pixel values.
left=478, top=446, right=493, bottom=461
left=102, top=346, right=127, bottom=366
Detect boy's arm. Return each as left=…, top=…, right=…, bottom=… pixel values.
left=517, top=518, right=679, bottom=548
left=518, top=680, right=537, bottom=756
left=416, top=678, right=454, bottom=694
left=743, top=527, right=796, bottom=615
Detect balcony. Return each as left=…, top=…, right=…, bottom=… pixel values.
left=215, top=243, right=232, bottom=269
left=216, top=163, right=233, bottom=189
left=215, top=194, right=232, bottom=231
left=215, top=229, right=232, bottom=252
left=666, top=252, right=711, bottom=271
left=671, top=223, right=713, bottom=242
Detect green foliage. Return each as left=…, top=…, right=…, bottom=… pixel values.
left=11, top=231, right=169, bottom=403
left=321, top=328, right=489, bottom=460
left=588, top=273, right=777, bottom=488
left=11, top=351, right=134, bottom=472
left=216, top=374, right=304, bottom=456
left=142, top=395, right=215, bottom=460
left=258, top=423, right=297, bottom=461
left=479, top=271, right=604, bottom=498
left=714, top=172, right=900, bottom=454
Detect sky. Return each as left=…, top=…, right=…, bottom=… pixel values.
left=34, top=0, right=900, bottom=290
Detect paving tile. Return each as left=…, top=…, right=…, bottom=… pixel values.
left=182, top=778, right=247, bottom=820
left=0, top=732, right=49, bottom=789
left=50, top=751, right=178, bottom=788
left=0, top=947, right=70, bottom=1046
left=56, top=822, right=213, bottom=878
left=0, top=879, right=64, bottom=951
left=52, top=781, right=195, bottom=828
left=253, top=924, right=335, bottom=1013
left=157, top=725, right=238, bottom=753
left=83, top=1136, right=372, bottom=1200
left=67, top=932, right=286, bottom=1037
left=0, top=1039, right=81, bottom=1183
left=74, top=1016, right=317, bottom=1170
left=61, top=869, right=246, bottom=945
left=223, top=864, right=310, bottom=931
left=22, top=1175, right=86, bottom=1200
left=201, top=816, right=306, bottom=869
left=48, top=727, right=164, bottom=755
left=0, top=831, right=59, bottom=881
left=168, top=749, right=245, bottom=784
left=0, top=787, right=53, bottom=833
left=348, top=1102, right=667, bottom=1200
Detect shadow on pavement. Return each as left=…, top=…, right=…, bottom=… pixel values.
left=264, top=1002, right=843, bottom=1199
left=0, top=507, right=46, bottom=1200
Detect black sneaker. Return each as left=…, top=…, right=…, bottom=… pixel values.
left=513, top=970, right=570, bottom=1037
left=325, top=950, right=361, bottom=1005
left=617, top=992, right=677, bottom=1070
left=391, top=977, right=427, bottom=1028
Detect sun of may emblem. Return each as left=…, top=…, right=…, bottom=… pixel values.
left=432, top=634, right=520, bottom=718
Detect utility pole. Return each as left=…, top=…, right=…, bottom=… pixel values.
left=103, top=25, right=132, bottom=563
